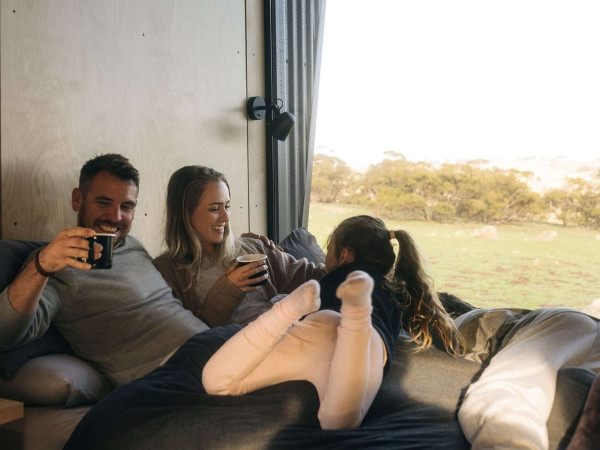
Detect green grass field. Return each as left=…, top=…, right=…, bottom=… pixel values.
left=307, top=202, right=600, bottom=311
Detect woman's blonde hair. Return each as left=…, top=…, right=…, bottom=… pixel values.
left=329, top=215, right=463, bottom=356
left=163, top=165, right=253, bottom=290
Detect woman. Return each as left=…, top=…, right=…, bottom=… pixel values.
left=202, top=215, right=462, bottom=429
left=153, top=165, right=326, bottom=327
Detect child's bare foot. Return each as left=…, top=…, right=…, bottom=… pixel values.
left=336, top=271, right=374, bottom=308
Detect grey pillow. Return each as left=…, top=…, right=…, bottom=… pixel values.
left=278, top=227, right=325, bottom=264
left=0, top=325, right=74, bottom=378
left=0, top=353, right=112, bottom=408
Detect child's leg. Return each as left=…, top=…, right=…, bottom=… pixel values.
left=202, top=280, right=321, bottom=395
left=317, top=271, right=385, bottom=430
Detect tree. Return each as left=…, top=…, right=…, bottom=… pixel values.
left=544, top=189, right=576, bottom=226
left=310, top=154, right=355, bottom=203
left=543, top=178, right=596, bottom=227
left=457, top=198, right=487, bottom=221
left=432, top=202, right=456, bottom=222
left=564, top=178, right=600, bottom=228
left=310, top=151, right=597, bottom=228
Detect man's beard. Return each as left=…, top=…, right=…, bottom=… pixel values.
left=77, top=205, right=127, bottom=248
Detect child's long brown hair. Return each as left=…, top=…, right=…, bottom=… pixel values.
left=329, top=215, right=463, bottom=356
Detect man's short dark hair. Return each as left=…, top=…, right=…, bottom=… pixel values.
left=79, top=154, right=140, bottom=193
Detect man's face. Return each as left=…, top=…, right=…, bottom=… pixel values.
left=72, top=171, right=138, bottom=247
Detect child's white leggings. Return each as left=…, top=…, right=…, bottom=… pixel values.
left=202, top=274, right=385, bottom=430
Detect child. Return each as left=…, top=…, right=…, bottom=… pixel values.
left=202, top=215, right=461, bottom=429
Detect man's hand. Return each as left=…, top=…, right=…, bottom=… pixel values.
left=6, top=227, right=101, bottom=316
left=241, top=232, right=283, bottom=252
left=37, top=227, right=102, bottom=273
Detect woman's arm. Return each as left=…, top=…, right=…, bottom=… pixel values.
left=260, top=241, right=327, bottom=294
left=153, top=254, right=247, bottom=327
left=201, top=275, right=247, bottom=326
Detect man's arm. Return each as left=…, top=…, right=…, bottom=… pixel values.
left=6, top=227, right=98, bottom=315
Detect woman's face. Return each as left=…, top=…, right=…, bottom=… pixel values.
left=191, top=180, right=231, bottom=253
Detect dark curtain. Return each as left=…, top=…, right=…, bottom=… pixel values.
left=264, top=0, right=326, bottom=242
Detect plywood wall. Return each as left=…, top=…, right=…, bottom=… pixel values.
left=1, top=0, right=267, bottom=256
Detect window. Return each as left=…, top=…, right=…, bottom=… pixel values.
left=310, top=0, right=600, bottom=312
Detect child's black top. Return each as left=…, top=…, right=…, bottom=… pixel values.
left=318, top=262, right=407, bottom=373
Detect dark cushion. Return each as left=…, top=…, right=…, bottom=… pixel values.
left=278, top=227, right=325, bottom=264
left=65, top=326, right=472, bottom=450
left=65, top=325, right=592, bottom=450
left=438, top=291, right=477, bottom=319
left=0, top=325, right=74, bottom=378
left=0, top=239, right=47, bottom=291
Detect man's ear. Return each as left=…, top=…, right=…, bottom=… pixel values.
left=338, top=248, right=355, bottom=266
left=72, top=188, right=83, bottom=212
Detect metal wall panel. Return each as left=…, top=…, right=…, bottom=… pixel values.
left=265, top=0, right=326, bottom=242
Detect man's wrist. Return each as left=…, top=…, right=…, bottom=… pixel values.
left=34, top=251, right=56, bottom=278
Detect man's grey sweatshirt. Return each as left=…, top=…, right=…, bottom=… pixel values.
left=0, top=236, right=209, bottom=386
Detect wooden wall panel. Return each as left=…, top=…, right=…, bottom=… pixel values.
left=1, top=0, right=265, bottom=256
left=245, top=0, right=268, bottom=235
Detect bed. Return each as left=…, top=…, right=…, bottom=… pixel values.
left=0, top=231, right=596, bottom=449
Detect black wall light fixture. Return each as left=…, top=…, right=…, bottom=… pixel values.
left=247, top=96, right=295, bottom=141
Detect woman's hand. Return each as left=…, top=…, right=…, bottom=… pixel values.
left=225, top=259, right=269, bottom=293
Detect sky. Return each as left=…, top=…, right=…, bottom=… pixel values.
left=314, top=0, right=600, bottom=170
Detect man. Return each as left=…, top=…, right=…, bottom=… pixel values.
left=0, top=154, right=209, bottom=386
